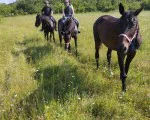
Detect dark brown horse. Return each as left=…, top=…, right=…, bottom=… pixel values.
left=93, top=3, right=143, bottom=92
left=58, top=18, right=63, bottom=46
left=58, top=17, right=79, bottom=54
left=35, top=14, right=55, bottom=42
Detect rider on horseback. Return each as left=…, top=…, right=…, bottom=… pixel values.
left=41, top=0, right=57, bottom=31
left=62, top=0, right=80, bottom=33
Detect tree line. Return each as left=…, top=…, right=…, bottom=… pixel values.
left=0, top=0, right=150, bottom=16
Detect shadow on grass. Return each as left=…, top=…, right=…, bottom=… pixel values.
left=24, top=45, right=53, bottom=64
left=2, top=36, right=114, bottom=119
left=13, top=37, right=53, bottom=64
left=1, top=37, right=87, bottom=119
left=3, top=62, right=90, bottom=119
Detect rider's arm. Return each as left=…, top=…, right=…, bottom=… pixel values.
left=50, top=7, right=53, bottom=16
left=62, top=7, right=65, bottom=17
left=51, top=10, right=53, bottom=15
left=70, top=4, right=75, bottom=17
left=41, top=7, right=44, bottom=14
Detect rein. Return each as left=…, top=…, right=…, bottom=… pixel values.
left=119, top=25, right=138, bottom=44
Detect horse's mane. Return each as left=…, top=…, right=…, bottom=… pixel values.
left=65, top=18, right=76, bottom=33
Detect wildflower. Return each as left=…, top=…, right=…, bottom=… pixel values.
left=14, top=94, right=17, bottom=98
left=78, top=97, right=81, bottom=100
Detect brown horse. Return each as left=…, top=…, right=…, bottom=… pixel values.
left=35, top=14, right=55, bottom=42
left=93, top=3, right=143, bottom=92
left=58, top=17, right=79, bottom=55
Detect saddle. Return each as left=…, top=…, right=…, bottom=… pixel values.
left=41, top=15, right=54, bottom=27
left=62, top=17, right=80, bottom=34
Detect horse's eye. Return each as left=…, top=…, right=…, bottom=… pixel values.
left=131, top=18, right=135, bottom=22
left=132, top=18, right=136, bottom=26
left=126, top=18, right=130, bottom=23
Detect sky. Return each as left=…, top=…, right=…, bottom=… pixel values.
left=0, top=0, right=16, bottom=4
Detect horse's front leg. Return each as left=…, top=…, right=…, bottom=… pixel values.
left=65, top=43, right=70, bottom=52
left=59, top=34, right=62, bottom=46
left=74, top=35, right=78, bottom=55
left=107, top=49, right=113, bottom=76
left=125, top=51, right=136, bottom=75
left=107, top=48, right=112, bottom=68
left=44, top=32, right=47, bottom=39
left=50, top=32, right=52, bottom=42
left=44, top=32, right=48, bottom=41
left=53, top=31, right=55, bottom=43
left=117, top=52, right=126, bottom=92
left=47, top=32, right=49, bottom=41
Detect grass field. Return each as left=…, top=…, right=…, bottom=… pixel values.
left=0, top=11, right=149, bottom=120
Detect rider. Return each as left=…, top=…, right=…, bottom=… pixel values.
left=41, top=0, right=57, bottom=31
left=62, top=0, right=80, bottom=33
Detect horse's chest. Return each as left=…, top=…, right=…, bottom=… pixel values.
left=100, top=27, right=119, bottom=50
left=103, top=40, right=118, bottom=50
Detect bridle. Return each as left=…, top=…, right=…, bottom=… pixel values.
left=119, top=25, right=139, bottom=44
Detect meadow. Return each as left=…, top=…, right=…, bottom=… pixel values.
left=0, top=11, right=149, bottom=120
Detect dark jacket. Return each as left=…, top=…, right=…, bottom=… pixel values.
left=64, top=5, right=73, bottom=17
left=41, top=6, right=52, bottom=16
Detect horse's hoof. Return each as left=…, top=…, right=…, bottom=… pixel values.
left=40, top=29, right=43, bottom=31
left=122, top=86, right=127, bottom=92
left=119, top=92, right=125, bottom=99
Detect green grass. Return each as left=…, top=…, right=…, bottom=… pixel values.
left=0, top=11, right=149, bottom=119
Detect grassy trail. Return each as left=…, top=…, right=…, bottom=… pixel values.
left=0, top=12, right=149, bottom=119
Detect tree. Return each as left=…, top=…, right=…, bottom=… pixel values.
left=0, top=0, right=149, bottom=16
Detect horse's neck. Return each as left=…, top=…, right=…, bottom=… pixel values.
left=66, top=20, right=75, bottom=32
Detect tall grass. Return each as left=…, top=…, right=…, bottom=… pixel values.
left=0, top=11, right=149, bottom=119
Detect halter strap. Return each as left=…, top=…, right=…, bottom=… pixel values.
left=119, top=25, right=138, bottom=44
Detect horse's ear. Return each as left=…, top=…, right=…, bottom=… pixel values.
left=119, top=3, right=125, bottom=15
left=134, top=3, right=144, bottom=16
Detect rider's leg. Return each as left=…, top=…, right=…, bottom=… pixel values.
left=62, top=18, right=66, bottom=32
left=73, top=18, right=80, bottom=33
left=41, top=22, right=44, bottom=31
left=50, top=16, right=57, bottom=31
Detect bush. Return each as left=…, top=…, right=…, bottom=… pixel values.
left=96, top=0, right=116, bottom=12
left=144, top=0, right=150, bottom=10
left=0, top=0, right=150, bottom=16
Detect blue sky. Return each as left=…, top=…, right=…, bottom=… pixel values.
left=0, top=0, right=16, bottom=4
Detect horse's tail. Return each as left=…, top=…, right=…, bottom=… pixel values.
left=93, top=21, right=102, bottom=68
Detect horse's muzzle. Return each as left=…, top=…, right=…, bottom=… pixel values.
left=118, top=44, right=128, bottom=54
left=35, top=24, right=39, bottom=27
left=60, top=31, right=65, bottom=35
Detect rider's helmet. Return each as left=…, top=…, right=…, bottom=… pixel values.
left=44, top=0, right=50, bottom=6
left=64, top=0, right=70, bottom=6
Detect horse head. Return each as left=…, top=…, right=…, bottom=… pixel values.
left=35, top=14, right=41, bottom=27
left=118, top=3, right=143, bottom=54
left=61, top=17, right=76, bottom=50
